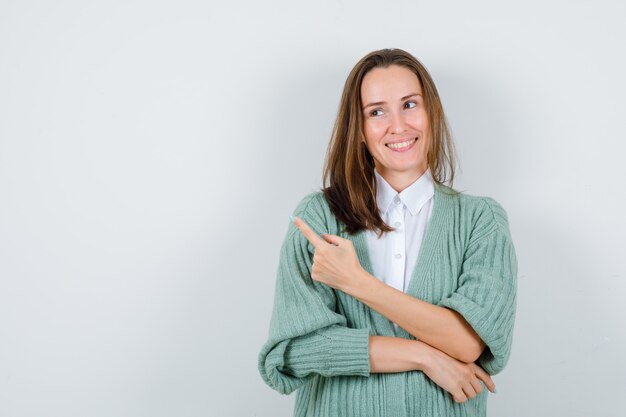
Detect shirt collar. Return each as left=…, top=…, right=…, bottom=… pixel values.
left=374, top=167, right=435, bottom=216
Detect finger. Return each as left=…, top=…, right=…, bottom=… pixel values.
left=462, top=384, right=477, bottom=399
left=469, top=377, right=483, bottom=396
left=471, top=363, right=495, bottom=393
left=452, top=390, right=468, bottom=403
left=321, top=233, right=342, bottom=246
left=292, top=216, right=327, bottom=248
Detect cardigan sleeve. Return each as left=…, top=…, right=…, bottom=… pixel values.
left=258, top=193, right=371, bottom=395
left=437, top=197, right=518, bottom=375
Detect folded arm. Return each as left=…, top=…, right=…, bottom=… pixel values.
left=344, top=197, right=518, bottom=371
left=368, top=335, right=496, bottom=402
left=348, top=275, right=485, bottom=363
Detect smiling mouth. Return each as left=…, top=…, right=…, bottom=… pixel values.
left=386, top=137, right=418, bottom=151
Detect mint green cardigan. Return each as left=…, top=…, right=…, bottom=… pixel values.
left=258, top=183, right=518, bottom=417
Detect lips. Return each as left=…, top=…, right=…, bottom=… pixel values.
left=385, top=137, right=418, bottom=151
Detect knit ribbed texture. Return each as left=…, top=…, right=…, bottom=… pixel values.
left=258, top=184, right=518, bottom=417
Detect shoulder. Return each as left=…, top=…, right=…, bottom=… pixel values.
left=460, top=192, right=509, bottom=227
left=292, top=190, right=327, bottom=216
left=290, top=190, right=338, bottom=235
left=439, top=185, right=512, bottom=241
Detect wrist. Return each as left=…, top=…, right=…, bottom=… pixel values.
left=345, top=267, right=378, bottom=299
left=412, top=340, right=433, bottom=372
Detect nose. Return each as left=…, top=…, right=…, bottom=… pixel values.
left=388, top=110, right=406, bottom=134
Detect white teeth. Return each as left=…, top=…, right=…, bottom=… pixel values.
left=387, top=138, right=417, bottom=150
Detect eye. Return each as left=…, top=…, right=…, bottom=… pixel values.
left=404, top=101, right=417, bottom=109
left=370, top=108, right=384, bottom=117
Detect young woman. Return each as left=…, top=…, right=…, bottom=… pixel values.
left=258, top=48, right=517, bottom=417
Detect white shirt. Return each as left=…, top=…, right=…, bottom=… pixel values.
left=364, top=168, right=435, bottom=314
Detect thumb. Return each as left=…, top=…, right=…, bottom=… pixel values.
left=321, top=233, right=342, bottom=246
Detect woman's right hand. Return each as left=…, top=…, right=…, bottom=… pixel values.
left=419, top=344, right=496, bottom=403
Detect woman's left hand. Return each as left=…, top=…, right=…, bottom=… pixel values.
left=292, top=215, right=364, bottom=293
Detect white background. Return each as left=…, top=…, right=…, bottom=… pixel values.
left=1, top=1, right=624, bottom=416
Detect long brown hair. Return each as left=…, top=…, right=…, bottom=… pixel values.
left=321, top=48, right=460, bottom=237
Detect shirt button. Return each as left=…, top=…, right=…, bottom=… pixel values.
left=393, top=196, right=401, bottom=205
left=393, top=221, right=401, bottom=227
left=394, top=253, right=402, bottom=259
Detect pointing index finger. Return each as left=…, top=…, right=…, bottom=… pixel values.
left=292, top=216, right=326, bottom=248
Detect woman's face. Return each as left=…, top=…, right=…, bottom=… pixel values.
left=360, top=64, right=430, bottom=180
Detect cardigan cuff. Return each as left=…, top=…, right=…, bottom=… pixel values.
left=438, top=292, right=513, bottom=375
left=280, top=325, right=371, bottom=378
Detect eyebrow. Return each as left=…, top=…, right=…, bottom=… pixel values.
left=362, top=93, right=422, bottom=110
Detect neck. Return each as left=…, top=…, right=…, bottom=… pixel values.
left=377, top=166, right=428, bottom=193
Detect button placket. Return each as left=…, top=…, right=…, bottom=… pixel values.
left=388, top=201, right=406, bottom=293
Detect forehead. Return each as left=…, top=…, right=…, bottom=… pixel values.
left=361, top=65, right=422, bottom=101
